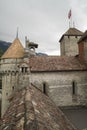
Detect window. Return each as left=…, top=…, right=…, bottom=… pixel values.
left=12, top=86, right=14, bottom=90
left=6, top=93, right=8, bottom=96
left=72, top=81, right=76, bottom=95
left=21, top=67, right=24, bottom=73
left=0, top=79, right=2, bottom=89
left=68, top=36, right=70, bottom=39
left=25, top=67, right=28, bottom=72
left=19, top=63, right=29, bottom=73
left=43, top=82, right=49, bottom=95
left=43, top=83, right=46, bottom=94
left=21, top=67, right=28, bottom=73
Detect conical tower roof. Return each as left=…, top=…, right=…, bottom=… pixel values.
left=59, top=28, right=83, bottom=42
left=1, top=38, right=25, bottom=59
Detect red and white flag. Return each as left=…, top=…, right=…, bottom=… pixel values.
left=68, top=9, right=71, bottom=19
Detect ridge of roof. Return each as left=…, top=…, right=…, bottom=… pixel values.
left=1, top=38, right=25, bottom=59
left=59, top=28, right=83, bottom=42
left=0, top=84, right=77, bottom=130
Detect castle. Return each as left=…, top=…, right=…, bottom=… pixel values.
left=0, top=27, right=87, bottom=118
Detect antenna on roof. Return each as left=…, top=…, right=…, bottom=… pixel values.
left=73, top=21, right=75, bottom=28
left=16, top=27, right=19, bottom=39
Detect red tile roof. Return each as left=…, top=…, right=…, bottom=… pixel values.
left=29, top=56, right=87, bottom=72
left=0, top=84, right=77, bottom=130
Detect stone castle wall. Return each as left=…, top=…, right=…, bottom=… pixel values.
left=1, top=58, right=19, bottom=116
left=0, top=58, right=30, bottom=116
left=60, top=36, right=81, bottom=56
left=30, top=71, right=87, bottom=107
left=84, top=41, right=87, bottom=64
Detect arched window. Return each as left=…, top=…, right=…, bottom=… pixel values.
left=19, top=63, right=29, bottom=73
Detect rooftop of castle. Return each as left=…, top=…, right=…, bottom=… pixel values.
left=29, top=56, right=87, bottom=72
left=1, top=38, right=24, bottom=59
left=0, top=84, right=76, bottom=130
left=59, top=27, right=83, bottom=42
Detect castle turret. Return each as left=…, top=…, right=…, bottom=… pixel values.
left=1, top=38, right=25, bottom=116
left=59, top=28, right=83, bottom=56
left=78, top=30, right=87, bottom=64
left=25, top=37, right=38, bottom=57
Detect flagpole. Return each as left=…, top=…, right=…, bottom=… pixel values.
left=69, top=21, right=70, bottom=28
left=71, top=9, right=72, bottom=28
left=16, top=27, right=19, bottom=39
left=68, top=9, right=72, bottom=28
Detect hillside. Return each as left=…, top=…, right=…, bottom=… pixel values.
left=0, top=40, right=11, bottom=52
left=0, top=40, right=47, bottom=57
left=0, top=40, right=11, bottom=57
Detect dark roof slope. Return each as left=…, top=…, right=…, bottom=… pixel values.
left=78, top=30, right=87, bottom=43
left=29, top=56, right=87, bottom=72
left=29, top=42, right=38, bottom=48
left=59, top=28, right=83, bottom=42
left=0, top=84, right=77, bottom=130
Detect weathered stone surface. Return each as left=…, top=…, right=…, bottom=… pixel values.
left=30, top=71, right=87, bottom=107
left=0, top=84, right=77, bottom=130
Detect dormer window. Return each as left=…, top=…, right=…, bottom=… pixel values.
left=19, top=63, right=29, bottom=73
left=21, top=67, right=28, bottom=73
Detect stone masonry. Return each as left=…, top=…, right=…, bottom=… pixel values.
left=0, top=27, right=87, bottom=117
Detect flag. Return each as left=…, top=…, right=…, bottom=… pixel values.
left=68, top=9, right=71, bottom=19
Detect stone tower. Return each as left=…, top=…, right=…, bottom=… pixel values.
left=78, top=30, right=87, bottom=64
left=1, top=38, right=25, bottom=116
left=59, top=28, right=83, bottom=56
left=25, top=36, right=38, bottom=56
left=1, top=36, right=38, bottom=116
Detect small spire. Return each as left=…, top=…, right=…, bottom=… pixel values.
left=25, top=36, right=30, bottom=48
left=16, top=27, right=19, bottom=39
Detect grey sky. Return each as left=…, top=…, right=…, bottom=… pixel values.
left=0, top=0, right=87, bottom=55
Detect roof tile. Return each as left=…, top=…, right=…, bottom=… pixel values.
left=29, top=56, right=87, bottom=72
left=0, top=84, right=77, bottom=130
left=59, top=28, right=83, bottom=42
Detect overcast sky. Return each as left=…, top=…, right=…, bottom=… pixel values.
left=0, top=0, right=87, bottom=55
